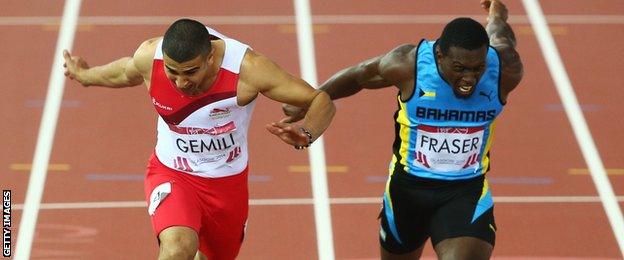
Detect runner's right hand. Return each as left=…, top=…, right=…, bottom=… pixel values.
left=63, top=49, right=90, bottom=86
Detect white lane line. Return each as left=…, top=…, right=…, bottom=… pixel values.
left=12, top=196, right=624, bottom=210
left=293, top=1, right=335, bottom=260
left=1, top=15, right=624, bottom=26
left=14, top=1, right=82, bottom=260
left=523, top=0, right=624, bottom=257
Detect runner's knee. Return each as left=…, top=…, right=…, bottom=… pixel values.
left=158, top=226, right=199, bottom=260
left=434, top=237, right=492, bottom=260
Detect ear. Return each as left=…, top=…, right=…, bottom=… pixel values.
left=205, top=48, right=215, bottom=64
left=435, top=44, right=444, bottom=61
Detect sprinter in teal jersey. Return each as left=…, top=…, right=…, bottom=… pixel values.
left=282, top=0, right=523, bottom=259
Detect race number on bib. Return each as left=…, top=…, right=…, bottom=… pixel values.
left=414, top=125, right=484, bottom=172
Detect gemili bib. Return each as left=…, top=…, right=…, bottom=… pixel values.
left=389, top=39, right=504, bottom=180
left=149, top=28, right=255, bottom=178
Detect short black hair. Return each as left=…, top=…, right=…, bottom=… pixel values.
left=438, top=17, right=489, bottom=54
left=162, top=19, right=211, bottom=62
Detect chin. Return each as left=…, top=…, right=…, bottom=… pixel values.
left=453, top=90, right=474, bottom=99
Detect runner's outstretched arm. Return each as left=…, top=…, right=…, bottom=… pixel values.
left=241, top=50, right=335, bottom=147
left=63, top=38, right=156, bottom=88
left=481, top=0, right=523, bottom=101
left=281, top=44, right=414, bottom=122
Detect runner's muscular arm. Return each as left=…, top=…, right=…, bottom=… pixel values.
left=279, top=44, right=414, bottom=123
left=241, top=50, right=335, bottom=144
left=319, top=44, right=415, bottom=100
left=63, top=38, right=157, bottom=88
left=482, top=0, right=523, bottom=102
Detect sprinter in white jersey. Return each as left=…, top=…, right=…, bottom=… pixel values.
left=282, top=1, right=523, bottom=259
left=63, top=19, right=335, bottom=260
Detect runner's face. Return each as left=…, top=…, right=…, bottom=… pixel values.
left=163, top=51, right=214, bottom=96
left=437, top=45, right=488, bottom=98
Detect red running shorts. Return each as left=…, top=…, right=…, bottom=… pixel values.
left=144, top=153, right=248, bottom=259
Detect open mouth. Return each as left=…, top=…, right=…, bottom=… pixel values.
left=458, top=85, right=473, bottom=94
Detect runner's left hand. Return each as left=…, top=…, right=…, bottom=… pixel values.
left=266, top=122, right=311, bottom=148
left=280, top=104, right=307, bottom=123
left=481, top=0, right=508, bottom=21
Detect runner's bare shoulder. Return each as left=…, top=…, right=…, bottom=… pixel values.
left=379, top=44, right=417, bottom=84
left=133, top=37, right=162, bottom=77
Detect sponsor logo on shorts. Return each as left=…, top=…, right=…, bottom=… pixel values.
left=489, top=224, right=496, bottom=232
left=148, top=183, right=171, bottom=216
left=379, top=227, right=387, bottom=242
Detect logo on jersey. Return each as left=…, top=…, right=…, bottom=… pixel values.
left=209, top=107, right=231, bottom=119
left=173, top=156, right=194, bottom=172
left=152, top=97, right=173, bottom=111
left=418, top=88, right=436, bottom=100
left=167, top=121, right=237, bottom=135
left=196, top=154, right=227, bottom=165
left=479, top=90, right=493, bottom=102
left=226, top=146, right=242, bottom=163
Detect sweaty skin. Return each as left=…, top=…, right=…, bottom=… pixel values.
left=280, top=1, right=523, bottom=260
left=63, top=37, right=335, bottom=148
left=281, top=0, right=522, bottom=123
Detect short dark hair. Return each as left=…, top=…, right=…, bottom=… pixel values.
left=162, top=19, right=212, bottom=62
left=438, top=17, right=489, bottom=54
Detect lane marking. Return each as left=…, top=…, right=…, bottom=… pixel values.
left=293, top=1, right=334, bottom=259
left=544, top=104, right=602, bottom=112
left=278, top=24, right=330, bottom=34
left=41, top=23, right=93, bottom=31
left=1, top=15, right=624, bottom=26
left=82, top=173, right=273, bottom=182
left=25, top=99, right=82, bottom=108
left=523, top=0, right=624, bottom=257
left=488, top=177, right=554, bottom=185
left=85, top=173, right=143, bottom=181
left=517, top=25, right=568, bottom=35
left=9, top=163, right=71, bottom=171
left=364, top=176, right=556, bottom=185
left=289, top=165, right=348, bottom=173
left=569, top=168, right=624, bottom=175
left=12, top=196, right=624, bottom=210
left=14, top=1, right=82, bottom=259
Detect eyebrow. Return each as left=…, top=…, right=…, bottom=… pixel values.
left=452, top=61, right=484, bottom=67
left=165, top=65, right=200, bottom=73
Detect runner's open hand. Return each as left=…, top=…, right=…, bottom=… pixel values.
left=266, top=122, right=311, bottom=148
left=63, top=49, right=90, bottom=86
left=480, top=0, right=509, bottom=21
left=279, top=104, right=307, bottom=123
